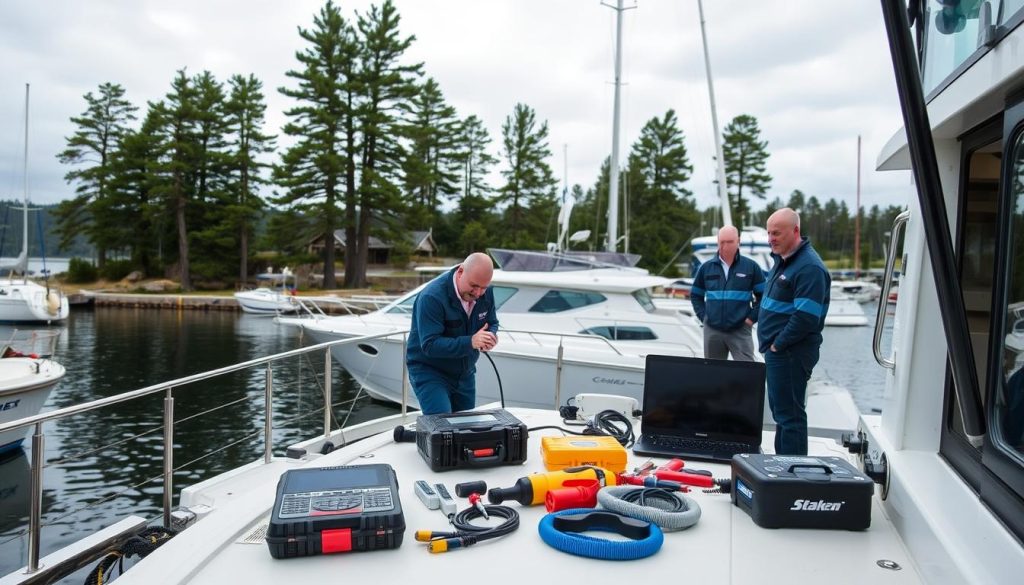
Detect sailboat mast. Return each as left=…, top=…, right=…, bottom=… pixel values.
left=604, top=0, right=632, bottom=252
left=697, top=0, right=732, bottom=227
left=22, top=84, right=30, bottom=263
left=855, top=135, right=862, bottom=277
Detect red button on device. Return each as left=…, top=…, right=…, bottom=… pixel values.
left=321, top=528, right=352, bottom=553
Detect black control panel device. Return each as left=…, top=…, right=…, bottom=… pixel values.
left=731, top=454, right=873, bottom=530
left=414, top=409, right=528, bottom=472
left=265, top=464, right=405, bottom=558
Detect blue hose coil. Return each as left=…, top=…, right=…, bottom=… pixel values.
left=538, top=508, right=664, bottom=560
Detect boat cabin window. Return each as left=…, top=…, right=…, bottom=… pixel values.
left=632, top=289, right=656, bottom=313
left=997, top=131, right=1024, bottom=458
left=528, top=290, right=607, bottom=313
left=386, top=294, right=417, bottom=314
left=921, top=1, right=1024, bottom=97
left=579, top=326, right=657, bottom=341
left=491, top=286, right=518, bottom=310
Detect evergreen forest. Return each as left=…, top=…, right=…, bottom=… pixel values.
left=50, top=0, right=905, bottom=289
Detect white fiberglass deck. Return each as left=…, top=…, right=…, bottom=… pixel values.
left=113, top=407, right=920, bottom=584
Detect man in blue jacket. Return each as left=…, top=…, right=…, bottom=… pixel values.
left=406, top=252, right=500, bottom=414
left=758, top=208, right=830, bottom=455
left=690, top=225, right=765, bottom=361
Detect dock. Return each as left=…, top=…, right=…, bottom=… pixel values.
left=77, top=291, right=394, bottom=314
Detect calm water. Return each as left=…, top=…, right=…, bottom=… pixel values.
left=0, top=301, right=893, bottom=578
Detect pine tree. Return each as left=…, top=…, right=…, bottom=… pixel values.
left=722, top=114, right=772, bottom=229
left=150, top=70, right=200, bottom=290
left=224, top=74, right=275, bottom=284
left=105, top=109, right=163, bottom=275
left=497, top=103, right=558, bottom=247
left=277, top=0, right=359, bottom=289
left=352, top=0, right=422, bottom=285
left=624, top=110, right=698, bottom=275
left=402, top=77, right=461, bottom=230
left=455, top=114, right=496, bottom=224
left=55, top=82, right=138, bottom=269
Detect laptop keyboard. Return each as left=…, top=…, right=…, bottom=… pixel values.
left=648, top=435, right=751, bottom=455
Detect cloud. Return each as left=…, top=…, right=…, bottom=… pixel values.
left=0, top=0, right=911, bottom=219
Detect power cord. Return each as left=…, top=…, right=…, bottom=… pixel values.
left=482, top=352, right=504, bottom=409
left=416, top=504, right=519, bottom=553
left=528, top=409, right=635, bottom=448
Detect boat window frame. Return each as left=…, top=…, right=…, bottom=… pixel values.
left=527, top=289, right=608, bottom=314
left=922, top=2, right=1024, bottom=103
left=940, top=104, right=1024, bottom=544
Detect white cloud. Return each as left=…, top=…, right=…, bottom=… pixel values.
left=0, top=0, right=911, bottom=219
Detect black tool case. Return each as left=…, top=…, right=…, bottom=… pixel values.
left=415, top=408, right=528, bottom=471
left=731, top=454, right=873, bottom=530
left=265, top=464, right=405, bottom=558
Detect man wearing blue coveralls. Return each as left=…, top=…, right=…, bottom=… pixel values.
left=406, top=252, right=500, bottom=414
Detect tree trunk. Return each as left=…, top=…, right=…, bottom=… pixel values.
left=239, top=223, right=248, bottom=285
left=176, top=193, right=191, bottom=291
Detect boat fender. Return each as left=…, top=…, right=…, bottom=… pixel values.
left=538, top=509, right=663, bottom=560
left=46, top=291, right=61, bottom=315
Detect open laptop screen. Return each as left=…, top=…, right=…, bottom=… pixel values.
left=641, top=355, right=766, bottom=441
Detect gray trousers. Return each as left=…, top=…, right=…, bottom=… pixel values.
left=703, top=323, right=757, bottom=361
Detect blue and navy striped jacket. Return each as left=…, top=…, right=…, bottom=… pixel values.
left=690, top=252, right=765, bottom=332
left=756, top=237, right=830, bottom=354
left=407, top=267, right=500, bottom=380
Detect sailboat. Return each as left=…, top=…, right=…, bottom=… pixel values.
left=0, top=85, right=68, bottom=324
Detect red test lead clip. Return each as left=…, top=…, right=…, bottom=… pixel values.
left=468, top=493, right=489, bottom=519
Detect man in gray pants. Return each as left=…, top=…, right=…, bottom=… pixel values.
left=690, top=226, right=765, bottom=361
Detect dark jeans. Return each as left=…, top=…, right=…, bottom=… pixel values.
left=409, top=366, right=476, bottom=414
left=764, top=345, right=819, bottom=455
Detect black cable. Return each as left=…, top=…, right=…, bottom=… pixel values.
left=620, top=488, right=686, bottom=512
left=592, top=410, right=635, bottom=448
left=451, top=504, right=519, bottom=544
left=527, top=425, right=593, bottom=436
left=482, top=351, right=504, bottom=409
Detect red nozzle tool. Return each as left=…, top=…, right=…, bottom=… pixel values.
left=660, top=458, right=685, bottom=472
left=545, top=479, right=601, bottom=512
left=653, top=468, right=715, bottom=488
left=468, top=493, right=489, bottom=519
left=616, top=474, right=688, bottom=492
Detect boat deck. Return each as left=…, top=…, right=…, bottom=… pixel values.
left=112, top=408, right=920, bottom=584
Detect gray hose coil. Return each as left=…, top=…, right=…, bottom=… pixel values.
left=597, top=486, right=701, bottom=532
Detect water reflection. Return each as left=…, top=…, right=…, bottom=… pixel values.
left=0, top=308, right=394, bottom=577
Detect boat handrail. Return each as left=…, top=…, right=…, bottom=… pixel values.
left=0, top=328, right=413, bottom=575
left=873, top=210, right=909, bottom=370
left=497, top=328, right=626, bottom=356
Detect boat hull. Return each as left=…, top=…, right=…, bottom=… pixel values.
left=0, top=281, right=70, bottom=324
left=234, top=290, right=298, bottom=315
left=0, top=358, right=65, bottom=454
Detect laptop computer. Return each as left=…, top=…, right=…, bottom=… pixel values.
left=633, top=355, right=766, bottom=463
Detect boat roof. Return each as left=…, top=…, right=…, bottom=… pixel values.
left=110, top=407, right=922, bottom=584
left=490, top=268, right=672, bottom=293
left=489, top=248, right=643, bottom=271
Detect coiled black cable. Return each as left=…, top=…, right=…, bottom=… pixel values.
left=451, top=504, right=519, bottom=545
left=592, top=409, right=635, bottom=447
left=619, top=488, right=686, bottom=512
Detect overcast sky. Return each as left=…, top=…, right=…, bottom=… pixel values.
left=0, top=0, right=911, bottom=218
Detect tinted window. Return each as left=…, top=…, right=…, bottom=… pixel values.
left=386, top=294, right=417, bottom=314
left=492, top=286, right=517, bottom=310
left=632, top=288, right=656, bottom=313
left=580, top=326, right=657, bottom=341
left=998, top=132, right=1024, bottom=456
left=529, top=290, right=606, bottom=313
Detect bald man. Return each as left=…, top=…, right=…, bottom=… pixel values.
left=406, top=253, right=501, bottom=414
left=690, top=225, right=765, bottom=361
left=758, top=208, right=830, bottom=455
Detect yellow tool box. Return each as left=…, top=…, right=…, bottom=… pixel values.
left=540, top=436, right=628, bottom=473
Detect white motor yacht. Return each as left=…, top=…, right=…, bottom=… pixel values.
left=4, top=3, right=1024, bottom=584
left=234, top=288, right=299, bottom=315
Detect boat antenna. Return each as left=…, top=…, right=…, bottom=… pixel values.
left=697, top=0, right=733, bottom=227
left=602, top=0, right=634, bottom=252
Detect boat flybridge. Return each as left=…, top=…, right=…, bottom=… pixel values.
left=4, top=2, right=1024, bottom=583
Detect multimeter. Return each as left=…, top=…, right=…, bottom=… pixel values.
left=265, top=464, right=406, bottom=558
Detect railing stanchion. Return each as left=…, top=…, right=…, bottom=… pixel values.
left=555, top=340, right=565, bottom=408
left=26, top=423, right=44, bottom=573
left=324, top=349, right=332, bottom=438
left=401, top=333, right=409, bottom=416
left=265, top=364, right=273, bottom=463
left=163, top=388, right=175, bottom=527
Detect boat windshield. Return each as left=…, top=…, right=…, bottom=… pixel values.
left=632, top=288, right=656, bottom=313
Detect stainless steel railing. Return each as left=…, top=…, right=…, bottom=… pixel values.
left=0, top=329, right=405, bottom=574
